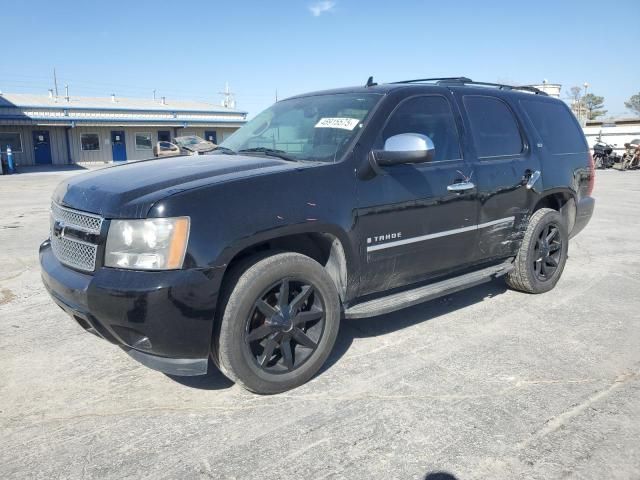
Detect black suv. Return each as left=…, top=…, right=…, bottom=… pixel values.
left=40, top=77, right=595, bottom=394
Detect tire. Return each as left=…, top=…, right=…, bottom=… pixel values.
left=215, top=252, right=341, bottom=394
left=594, top=155, right=603, bottom=169
left=506, top=208, right=569, bottom=294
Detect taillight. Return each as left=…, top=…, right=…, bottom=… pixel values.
left=587, top=151, right=595, bottom=196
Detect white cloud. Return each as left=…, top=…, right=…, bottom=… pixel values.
left=309, top=1, right=336, bottom=16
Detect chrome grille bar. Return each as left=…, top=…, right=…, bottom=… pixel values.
left=51, top=202, right=103, bottom=234
left=50, top=203, right=103, bottom=272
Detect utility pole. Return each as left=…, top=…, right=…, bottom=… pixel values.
left=583, top=82, right=590, bottom=125
left=219, top=82, right=236, bottom=109
left=53, top=68, right=59, bottom=97
left=275, top=89, right=278, bottom=102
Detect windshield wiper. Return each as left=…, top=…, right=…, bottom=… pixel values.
left=212, top=146, right=236, bottom=155
left=238, top=147, right=298, bottom=162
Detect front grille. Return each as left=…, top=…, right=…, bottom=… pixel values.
left=51, top=235, right=99, bottom=272
left=51, top=202, right=103, bottom=233
left=50, top=203, right=103, bottom=272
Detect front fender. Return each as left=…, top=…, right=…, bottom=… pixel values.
left=147, top=161, right=359, bottom=272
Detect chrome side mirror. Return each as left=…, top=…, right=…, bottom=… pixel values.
left=370, top=133, right=435, bottom=167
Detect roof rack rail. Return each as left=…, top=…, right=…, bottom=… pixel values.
left=390, top=77, right=473, bottom=85
left=389, top=77, right=548, bottom=95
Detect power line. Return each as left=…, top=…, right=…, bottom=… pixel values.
left=0, top=78, right=280, bottom=101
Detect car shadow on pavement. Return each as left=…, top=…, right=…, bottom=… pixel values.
left=319, top=278, right=508, bottom=376
left=424, top=472, right=458, bottom=480
left=165, top=279, right=507, bottom=391
left=16, top=164, right=93, bottom=174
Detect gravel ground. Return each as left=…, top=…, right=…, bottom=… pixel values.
left=1, top=167, right=639, bottom=480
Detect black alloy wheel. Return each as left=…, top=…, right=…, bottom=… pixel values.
left=215, top=252, right=341, bottom=394
left=532, top=223, right=563, bottom=282
left=244, top=278, right=325, bottom=373
left=506, top=207, right=569, bottom=294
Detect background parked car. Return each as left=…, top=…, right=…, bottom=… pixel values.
left=153, top=141, right=181, bottom=158
left=153, top=135, right=216, bottom=157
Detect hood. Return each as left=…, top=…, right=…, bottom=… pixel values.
left=53, top=154, right=308, bottom=218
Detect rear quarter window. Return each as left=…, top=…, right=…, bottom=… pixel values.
left=463, top=96, right=524, bottom=158
left=520, top=99, right=587, bottom=154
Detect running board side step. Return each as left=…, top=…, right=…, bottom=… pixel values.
left=344, top=262, right=514, bottom=319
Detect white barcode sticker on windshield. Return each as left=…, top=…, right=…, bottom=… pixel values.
left=314, top=117, right=360, bottom=130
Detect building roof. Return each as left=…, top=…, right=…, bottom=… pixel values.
left=0, top=92, right=247, bottom=128
left=0, top=92, right=246, bottom=115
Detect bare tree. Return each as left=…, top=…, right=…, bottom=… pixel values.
left=568, top=86, right=582, bottom=104
left=566, top=86, right=584, bottom=121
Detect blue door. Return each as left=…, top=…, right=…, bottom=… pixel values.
left=204, top=130, right=217, bottom=144
left=111, top=131, right=127, bottom=161
left=158, top=130, right=171, bottom=142
left=33, top=130, right=52, bottom=164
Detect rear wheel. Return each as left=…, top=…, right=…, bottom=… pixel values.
left=506, top=208, right=568, bottom=294
left=215, top=252, right=340, bottom=394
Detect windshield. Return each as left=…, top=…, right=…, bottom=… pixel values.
left=219, top=93, right=381, bottom=162
left=174, top=136, right=206, bottom=147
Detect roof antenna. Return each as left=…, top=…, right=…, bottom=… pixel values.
left=365, top=76, right=377, bottom=88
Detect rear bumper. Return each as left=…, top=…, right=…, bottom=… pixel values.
left=40, top=240, right=223, bottom=376
left=570, top=196, right=595, bottom=239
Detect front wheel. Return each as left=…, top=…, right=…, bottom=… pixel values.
left=506, top=208, right=569, bottom=294
left=215, top=252, right=341, bottom=394
left=594, top=155, right=603, bottom=169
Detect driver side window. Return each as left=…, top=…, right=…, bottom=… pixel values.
left=383, top=96, right=462, bottom=162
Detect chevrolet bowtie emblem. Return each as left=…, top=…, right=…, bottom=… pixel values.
left=53, top=220, right=66, bottom=239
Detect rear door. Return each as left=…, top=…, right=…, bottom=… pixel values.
left=454, top=92, right=542, bottom=261
left=355, top=92, right=479, bottom=295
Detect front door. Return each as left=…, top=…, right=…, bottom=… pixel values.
left=111, top=131, right=127, bottom=161
left=455, top=93, right=542, bottom=261
left=157, top=130, right=171, bottom=142
left=32, top=130, right=52, bottom=164
left=204, top=130, right=217, bottom=144
left=355, top=94, right=479, bottom=296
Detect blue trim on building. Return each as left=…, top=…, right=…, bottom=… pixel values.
left=0, top=104, right=248, bottom=116
left=0, top=115, right=246, bottom=125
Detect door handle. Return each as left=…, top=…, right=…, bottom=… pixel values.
left=525, top=170, right=541, bottom=192
left=447, top=181, right=475, bottom=192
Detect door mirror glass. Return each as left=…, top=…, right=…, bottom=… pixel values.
left=371, top=133, right=435, bottom=166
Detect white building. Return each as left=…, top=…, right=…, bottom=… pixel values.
left=529, top=80, right=562, bottom=98
left=583, top=118, right=640, bottom=154
left=0, top=92, right=247, bottom=166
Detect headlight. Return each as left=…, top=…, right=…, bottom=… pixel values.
left=105, top=217, right=190, bottom=270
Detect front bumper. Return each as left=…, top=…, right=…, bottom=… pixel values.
left=40, top=240, right=223, bottom=376
left=570, top=196, right=595, bottom=239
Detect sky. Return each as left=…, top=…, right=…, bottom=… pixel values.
left=0, top=0, right=638, bottom=118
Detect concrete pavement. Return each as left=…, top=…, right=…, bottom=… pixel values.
left=0, top=168, right=639, bottom=479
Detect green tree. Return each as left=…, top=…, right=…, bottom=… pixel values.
left=625, top=92, right=640, bottom=115
left=582, top=93, right=607, bottom=120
